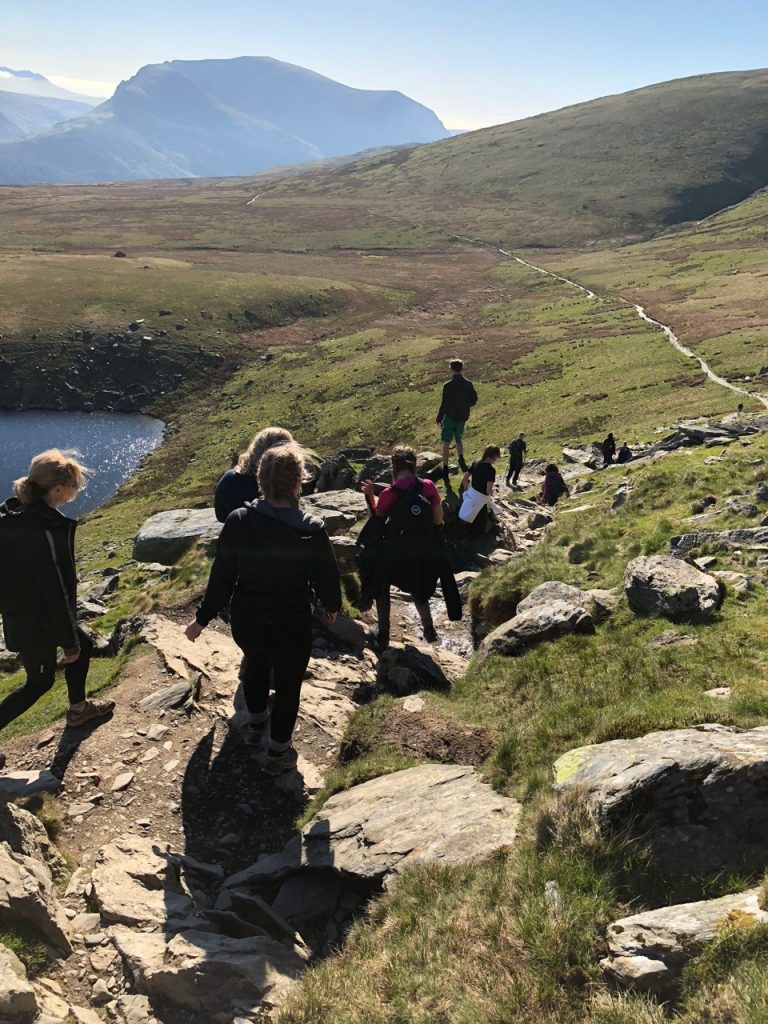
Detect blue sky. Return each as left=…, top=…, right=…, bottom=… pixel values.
left=5, top=0, right=768, bottom=127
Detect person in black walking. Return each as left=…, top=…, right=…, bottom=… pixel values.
left=0, top=450, right=115, bottom=766
left=214, top=425, right=294, bottom=523
left=505, top=433, right=527, bottom=488
left=436, top=358, right=478, bottom=488
left=602, top=433, right=617, bottom=467
left=184, top=443, right=341, bottom=776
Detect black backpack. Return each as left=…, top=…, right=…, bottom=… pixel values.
left=385, top=480, right=435, bottom=560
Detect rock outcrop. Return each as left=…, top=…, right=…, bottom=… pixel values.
left=301, top=489, right=368, bottom=535
left=0, top=943, right=37, bottom=1019
left=376, top=642, right=468, bottom=696
left=670, top=526, right=768, bottom=555
left=133, top=508, right=221, bottom=564
left=601, top=887, right=768, bottom=996
left=478, top=599, right=594, bottom=660
left=623, top=555, right=723, bottom=618
left=0, top=841, right=71, bottom=954
left=554, top=724, right=768, bottom=877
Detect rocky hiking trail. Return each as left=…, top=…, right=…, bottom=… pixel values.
left=5, top=425, right=768, bottom=1020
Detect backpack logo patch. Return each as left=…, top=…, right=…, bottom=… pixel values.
left=410, top=504, right=423, bottom=516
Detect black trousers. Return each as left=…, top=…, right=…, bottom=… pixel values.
left=506, top=459, right=523, bottom=485
left=237, top=618, right=313, bottom=746
left=375, top=587, right=434, bottom=641
left=0, top=626, right=93, bottom=732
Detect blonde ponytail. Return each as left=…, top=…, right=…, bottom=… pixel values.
left=14, top=449, right=91, bottom=505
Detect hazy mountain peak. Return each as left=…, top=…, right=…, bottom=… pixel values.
left=0, top=65, right=97, bottom=105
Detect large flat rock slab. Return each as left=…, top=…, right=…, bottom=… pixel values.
left=624, top=555, right=723, bottom=617
left=670, top=527, right=768, bottom=556
left=301, top=489, right=368, bottom=535
left=224, top=764, right=521, bottom=891
left=91, top=835, right=196, bottom=929
left=555, top=724, right=768, bottom=877
left=133, top=509, right=222, bottom=564
left=602, top=887, right=768, bottom=996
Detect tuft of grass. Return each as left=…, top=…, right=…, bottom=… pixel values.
left=0, top=926, right=49, bottom=977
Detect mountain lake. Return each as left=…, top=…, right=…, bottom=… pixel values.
left=0, top=410, right=164, bottom=515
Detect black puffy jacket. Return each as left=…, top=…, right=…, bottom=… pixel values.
left=0, top=498, right=80, bottom=654
left=196, top=500, right=341, bottom=633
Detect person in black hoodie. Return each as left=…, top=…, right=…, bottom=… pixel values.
left=436, top=358, right=478, bottom=487
left=184, top=443, right=341, bottom=776
left=0, top=450, right=115, bottom=763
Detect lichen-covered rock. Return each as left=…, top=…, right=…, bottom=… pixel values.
left=623, top=555, right=723, bottom=617
left=601, top=887, right=768, bottom=996
left=477, top=600, right=594, bottom=660
left=133, top=508, right=221, bottom=564
left=554, top=724, right=768, bottom=878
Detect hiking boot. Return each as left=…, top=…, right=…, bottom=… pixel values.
left=458, top=457, right=469, bottom=473
left=242, top=714, right=269, bottom=747
left=66, top=698, right=115, bottom=729
left=441, top=466, right=452, bottom=490
left=263, top=746, right=298, bottom=776
left=423, top=625, right=438, bottom=644
left=373, top=630, right=390, bottom=654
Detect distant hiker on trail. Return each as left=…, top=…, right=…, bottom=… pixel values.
left=538, top=464, right=570, bottom=507
left=459, top=445, right=502, bottom=543
left=601, top=433, right=617, bottom=467
left=360, top=446, right=461, bottom=650
left=185, top=443, right=341, bottom=776
left=617, top=441, right=632, bottom=464
left=214, top=426, right=294, bottom=523
left=0, top=450, right=115, bottom=765
left=436, top=358, right=478, bottom=488
left=505, top=432, right=527, bottom=488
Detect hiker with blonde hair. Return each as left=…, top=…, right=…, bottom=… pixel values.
left=0, top=450, right=114, bottom=764
left=214, top=425, right=294, bottom=522
left=185, top=443, right=341, bottom=775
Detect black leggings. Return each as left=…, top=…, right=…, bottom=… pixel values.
left=0, top=626, right=93, bottom=732
left=375, top=587, right=434, bottom=641
left=237, top=618, right=313, bottom=746
left=506, top=460, right=523, bottom=485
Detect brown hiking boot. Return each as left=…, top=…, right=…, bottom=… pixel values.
left=66, top=698, right=115, bottom=729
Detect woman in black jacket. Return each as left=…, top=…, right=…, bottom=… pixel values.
left=0, top=450, right=115, bottom=761
left=185, top=443, right=341, bottom=775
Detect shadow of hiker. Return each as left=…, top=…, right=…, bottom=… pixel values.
left=48, top=713, right=115, bottom=781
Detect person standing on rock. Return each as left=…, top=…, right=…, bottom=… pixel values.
left=601, top=433, right=617, bottom=467
left=185, top=443, right=341, bottom=776
left=538, top=464, right=570, bottom=507
left=436, top=358, right=478, bottom=488
left=0, top=450, right=115, bottom=763
left=505, top=433, right=527, bottom=488
left=214, top=426, right=294, bottom=523
left=361, top=446, right=460, bottom=649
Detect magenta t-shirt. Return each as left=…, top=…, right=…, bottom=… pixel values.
left=376, top=475, right=441, bottom=518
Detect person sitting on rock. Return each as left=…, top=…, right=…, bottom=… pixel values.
left=538, top=464, right=570, bottom=507
left=361, top=446, right=457, bottom=649
left=505, top=433, right=527, bottom=488
left=0, top=450, right=115, bottom=765
left=617, top=441, right=632, bottom=464
left=436, top=358, right=478, bottom=488
left=601, top=432, right=617, bottom=467
left=185, top=443, right=341, bottom=776
left=459, top=445, right=502, bottom=544
left=214, top=425, right=293, bottom=523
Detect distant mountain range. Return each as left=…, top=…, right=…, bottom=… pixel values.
left=0, top=91, right=93, bottom=143
left=0, top=67, right=98, bottom=104
left=0, top=57, right=450, bottom=184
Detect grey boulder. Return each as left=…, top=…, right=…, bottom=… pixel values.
left=301, top=489, right=368, bottom=535
left=623, top=555, right=723, bottom=618
left=554, top=723, right=768, bottom=878
left=111, top=926, right=307, bottom=1014
left=377, top=642, right=468, bottom=696
left=133, top=508, right=222, bottom=564
left=0, top=943, right=36, bottom=1019
left=0, top=842, right=71, bottom=954
left=224, top=764, right=521, bottom=891
left=478, top=600, right=594, bottom=660
left=601, top=887, right=768, bottom=996
left=670, top=526, right=768, bottom=555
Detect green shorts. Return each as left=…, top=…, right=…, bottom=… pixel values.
left=440, top=415, right=466, bottom=443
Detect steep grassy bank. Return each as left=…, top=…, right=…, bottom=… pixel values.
left=279, top=437, right=768, bottom=1023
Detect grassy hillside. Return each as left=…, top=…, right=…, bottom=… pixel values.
left=4, top=70, right=768, bottom=253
